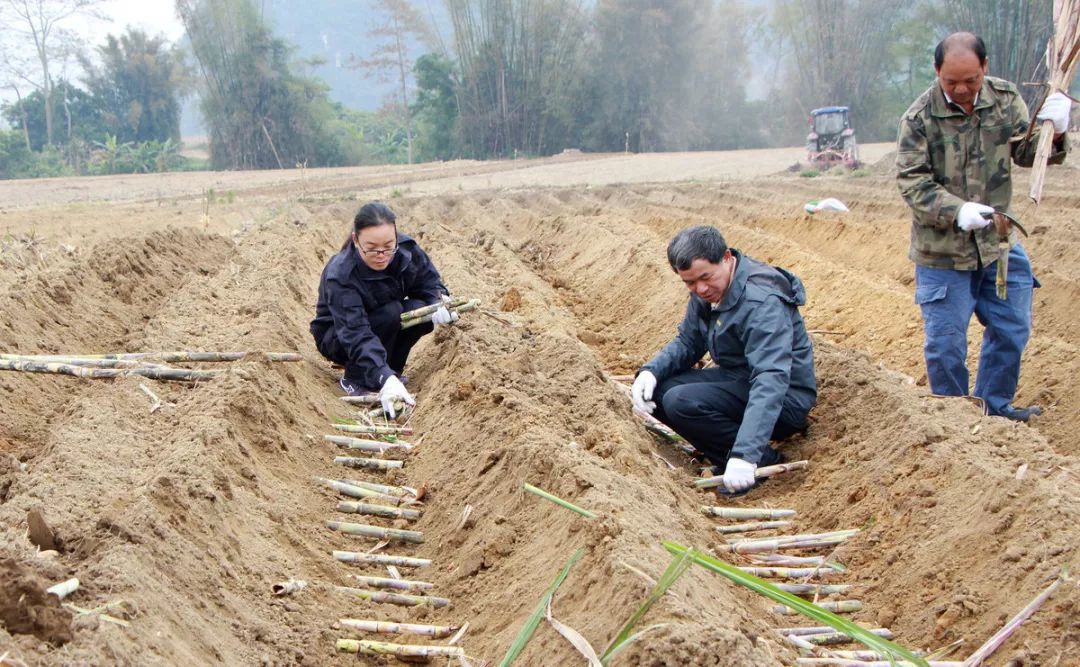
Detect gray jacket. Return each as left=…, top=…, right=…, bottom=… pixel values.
left=642, top=250, right=817, bottom=462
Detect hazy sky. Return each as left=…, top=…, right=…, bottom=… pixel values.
left=93, top=0, right=186, bottom=42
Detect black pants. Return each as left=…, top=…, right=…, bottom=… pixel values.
left=316, top=300, right=434, bottom=388
left=653, top=367, right=809, bottom=466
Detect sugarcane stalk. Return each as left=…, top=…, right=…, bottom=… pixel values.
left=797, top=629, right=895, bottom=646
left=335, top=586, right=449, bottom=608
left=773, top=600, right=863, bottom=615
left=522, top=482, right=597, bottom=519
left=341, top=394, right=380, bottom=405
left=962, top=569, right=1065, bottom=667
left=271, top=579, right=307, bottom=596
left=827, top=650, right=929, bottom=660
left=339, top=619, right=459, bottom=638
left=790, top=656, right=959, bottom=660
left=332, top=423, right=413, bottom=436
left=364, top=401, right=408, bottom=419
left=400, top=297, right=471, bottom=321
left=0, top=355, right=169, bottom=369
left=326, top=520, right=423, bottom=543
left=337, top=638, right=464, bottom=657
left=338, top=479, right=417, bottom=498
left=400, top=299, right=481, bottom=330
left=0, top=351, right=300, bottom=363
left=694, top=460, right=809, bottom=489
left=720, top=538, right=851, bottom=555
left=716, top=520, right=793, bottom=534
left=776, top=583, right=852, bottom=596
left=753, top=555, right=838, bottom=568
left=701, top=507, right=796, bottom=520
left=337, top=501, right=420, bottom=521
left=348, top=574, right=434, bottom=591
left=333, top=550, right=431, bottom=568
left=46, top=578, right=79, bottom=600
left=739, top=567, right=839, bottom=579
left=0, top=359, right=223, bottom=381
left=727, top=529, right=860, bottom=546
left=334, top=455, right=404, bottom=471
left=776, top=626, right=892, bottom=637
left=325, top=435, right=413, bottom=453
left=314, top=476, right=403, bottom=505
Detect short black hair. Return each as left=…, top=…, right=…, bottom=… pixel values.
left=667, top=226, right=728, bottom=272
left=934, top=32, right=987, bottom=70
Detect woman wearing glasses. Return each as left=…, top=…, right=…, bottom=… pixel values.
left=310, top=202, right=454, bottom=415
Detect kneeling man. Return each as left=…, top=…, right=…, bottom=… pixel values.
left=632, top=226, right=817, bottom=494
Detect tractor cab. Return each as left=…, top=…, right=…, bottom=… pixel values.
left=806, top=106, right=859, bottom=170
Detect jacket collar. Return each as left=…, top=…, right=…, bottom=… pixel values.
left=715, top=249, right=747, bottom=313
left=930, top=78, right=996, bottom=119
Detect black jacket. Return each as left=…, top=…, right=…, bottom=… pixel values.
left=311, top=234, right=445, bottom=387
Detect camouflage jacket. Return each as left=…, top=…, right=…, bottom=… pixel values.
left=896, top=76, right=1068, bottom=270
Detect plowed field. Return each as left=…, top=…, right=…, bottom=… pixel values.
left=2, top=141, right=1078, bottom=666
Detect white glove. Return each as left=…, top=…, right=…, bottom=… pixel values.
left=1036, top=92, right=1072, bottom=135
left=723, top=458, right=757, bottom=493
left=956, top=202, right=994, bottom=232
left=431, top=305, right=458, bottom=326
left=379, top=375, right=415, bottom=419
left=631, top=371, right=657, bottom=414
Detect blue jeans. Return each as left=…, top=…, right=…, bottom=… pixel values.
left=914, top=244, right=1036, bottom=416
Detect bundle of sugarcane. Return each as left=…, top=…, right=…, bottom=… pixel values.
left=339, top=619, right=459, bottom=638
left=780, top=628, right=894, bottom=646
left=727, top=529, right=859, bottom=546
left=738, top=566, right=841, bottom=579
left=609, top=379, right=698, bottom=455
left=400, top=298, right=481, bottom=330
left=0, top=351, right=300, bottom=382
left=720, top=529, right=859, bottom=555
left=776, top=626, right=893, bottom=639
left=775, top=583, right=852, bottom=597
left=1029, top=0, right=1080, bottom=204
left=336, top=638, right=463, bottom=657
left=694, top=460, right=809, bottom=489
left=337, top=478, right=418, bottom=498
left=0, top=358, right=223, bottom=382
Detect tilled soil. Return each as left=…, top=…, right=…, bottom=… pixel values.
left=1, top=145, right=1078, bottom=666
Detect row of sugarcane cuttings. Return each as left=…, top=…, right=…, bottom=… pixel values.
left=0, top=351, right=301, bottom=382
left=318, top=398, right=470, bottom=658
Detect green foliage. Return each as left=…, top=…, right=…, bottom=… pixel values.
left=81, top=28, right=187, bottom=144
left=800, top=169, right=820, bottom=178
left=2, top=81, right=109, bottom=150
left=178, top=0, right=360, bottom=169
left=412, top=53, right=459, bottom=161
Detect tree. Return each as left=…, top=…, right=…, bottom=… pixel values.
left=770, top=0, right=912, bottom=143
left=446, top=0, right=590, bottom=157
left=350, top=0, right=433, bottom=164
left=81, top=28, right=187, bottom=144
left=412, top=53, right=459, bottom=160
left=0, top=0, right=107, bottom=146
left=586, top=0, right=711, bottom=152
left=1, top=78, right=107, bottom=149
left=177, top=0, right=357, bottom=169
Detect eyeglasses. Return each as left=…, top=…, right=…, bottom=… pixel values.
left=358, top=244, right=397, bottom=258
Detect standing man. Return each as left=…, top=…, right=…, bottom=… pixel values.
left=631, top=226, right=817, bottom=494
left=896, top=32, right=1072, bottom=422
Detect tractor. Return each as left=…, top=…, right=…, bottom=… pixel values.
left=806, top=106, right=859, bottom=170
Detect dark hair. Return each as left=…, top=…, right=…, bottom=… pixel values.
left=934, top=32, right=987, bottom=70
left=667, top=225, right=728, bottom=272
left=342, top=202, right=397, bottom=250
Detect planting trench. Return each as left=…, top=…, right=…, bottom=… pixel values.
left=1, top=160, right=1079, bottom=665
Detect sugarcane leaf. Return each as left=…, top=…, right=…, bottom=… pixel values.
left=601, top=551, right=690, bottom=663
left=662, top=541, right=928, bottom=667
left=498, top=547, right=586, bottom=667
left=523, top=482, right=597, bottom=519
left=601, top=624, right=670, bottom=664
